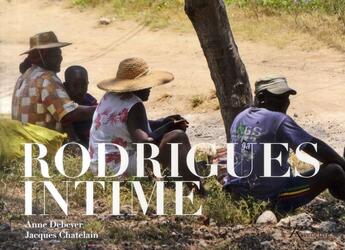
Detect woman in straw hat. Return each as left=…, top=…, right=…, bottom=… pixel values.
left=89, top=58, right=205, bottom=194
left=12, top=31, right=96, bottom=142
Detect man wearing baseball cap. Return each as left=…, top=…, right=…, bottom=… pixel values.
left=12, top=31, right=96, bottom=141
left=224, top=76, right=345, bottom=212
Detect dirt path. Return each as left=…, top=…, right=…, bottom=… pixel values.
left=1, top=0, right=344, bottom=152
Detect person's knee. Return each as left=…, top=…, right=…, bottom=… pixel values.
left=173, top=129, right=188, bottom=140
left=322, top=164, right=345, bottom=185
left=326, top=163, right=344, bottom=176
left=325, top=164, right=345, bottom=200
left=313, top=163, right=344, bottom=185
left=163, top=129, right=189, bottom=144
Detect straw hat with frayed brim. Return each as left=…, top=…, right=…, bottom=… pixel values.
left=97, top=58, right=174, bottom=93
left=20, top=31, right=71, bottom=55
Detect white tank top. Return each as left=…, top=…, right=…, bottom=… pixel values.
left=89, top=92, right=143, bottom=173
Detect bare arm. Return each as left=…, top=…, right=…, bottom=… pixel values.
left=149, top=114, right=189, bottom=132
left=303, top=137, right=345, bottom=169
left=127, top=103, right=175, bottom=143
left=127, top=102, right=152, bottom=143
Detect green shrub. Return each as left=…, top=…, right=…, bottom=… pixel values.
left=108, top=224, right=136, bottom=242
left=204, top=177, right=267, bottom=225
left=72, top=0, right=105, bottom=7
left=227, top=0, right=345, bottom=16
left=190, top=95, right=205, bottom=108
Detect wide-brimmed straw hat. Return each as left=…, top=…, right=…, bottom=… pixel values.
left=97, top=58, right=174, bottom=93
left=20, top=31, right=71, bottom=55
left=255, top=76, right=297, bottom=95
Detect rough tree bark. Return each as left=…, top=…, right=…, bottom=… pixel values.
left=185, top=0, right=253, bottom=142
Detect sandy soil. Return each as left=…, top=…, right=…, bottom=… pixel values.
left=0, top=0, right=344, bottom=153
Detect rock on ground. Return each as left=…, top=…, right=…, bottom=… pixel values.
left=256, top=210, right=277, bottom=224
left=277, top=213, right=313, bottom=228
left=312, top=240, right=338, bottom=250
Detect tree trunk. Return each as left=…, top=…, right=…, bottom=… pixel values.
left=185, top=0, right=253, bottom=142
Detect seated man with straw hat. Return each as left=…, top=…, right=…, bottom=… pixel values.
left=89, top=58, right=205, bottom=194
left=12, top=31, right=96, bottom=141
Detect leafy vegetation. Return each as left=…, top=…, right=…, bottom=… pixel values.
left=227, top=0, right=345, bottom=29
left=0, top=155, right=270, bottom=246
left=204, top=177, right=267, bottom=225
left=1, top=151, right=344, bottom=248
left=1, top=154, right=266, bottom=225
left=190, top=95, right=205, bottom=108
left=72, top=0, right=185, bottom=29
left=70, top=0, right=345, bottom=51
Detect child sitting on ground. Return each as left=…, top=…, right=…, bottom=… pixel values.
left=63, top=66, right=97, bottom=147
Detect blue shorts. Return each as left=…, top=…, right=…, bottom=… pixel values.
left=224, top=176, right=314, bottom=213
left=273, top=176, right=313, bottom=213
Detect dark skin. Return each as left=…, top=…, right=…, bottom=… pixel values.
left=127, top=88, right=205, bottom=195
left=63, top=67, right=96, bottom=145
left=37, top=47, right=63, bottom=73
left=64, top=68, right=89, bottom=104
left=36, top=48, right=96, bottom=140
left=257, top=90, right=345, bottom=202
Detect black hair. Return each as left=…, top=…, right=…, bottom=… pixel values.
left=64, top=66, right=88, bottom=84
left=19, top=57, right=32, bottom=74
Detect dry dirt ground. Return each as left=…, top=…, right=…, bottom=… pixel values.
left=0, top=0, right=345, bottom=249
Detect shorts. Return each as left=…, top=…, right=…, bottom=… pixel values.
left=224, top=176, right=314, bottom=213
left=273, top=176, right=313, bottom=213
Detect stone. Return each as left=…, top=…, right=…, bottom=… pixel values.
left=314, top=221, right=338, bottom=233
left=209, top=222, right=217, bottom=227
left=199, top=239, right=208, bottom=247
left=277, top=213, right=313, bottom=228
left=232, top=225, right=245, bottom=232
left=271, top=231, right=283, bottom=241
left=300, top=230, right=312, bottom=234
left=256, top=210, right=277, bottom=224
left=312, top=241, right=337, bottom=250
left=308, top=197, right=327, bottom=206
left=0, top=223, right=10, bottom=231
left=260, top=240, right=274, bottom=249
left=99, top=17, right=111, bottom=25
left=204, top=233, right=214, bottom=240
left=277, top=217, right=290, bottom=227
left=49, top=240, right=60, bottom=245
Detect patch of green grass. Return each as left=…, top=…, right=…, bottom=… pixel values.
left=2, top=156, right=266, bottom=225
left=203, top=177, right=267, bottom=225
left=85, top=220, right=104, bottom=233
left=229, top=1, right=345, bottom=51
left=70, top=0, right=345, bottom=51
left=108, top=224, right=136, bottom=242
left=0, top=114, right=10, bottom=119
left=189, top=92, right=220, bottom=111
left=70, top=0, right=187, bottom=30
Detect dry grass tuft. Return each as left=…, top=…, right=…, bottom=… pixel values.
left=70, top=0, right=345, bottom=51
